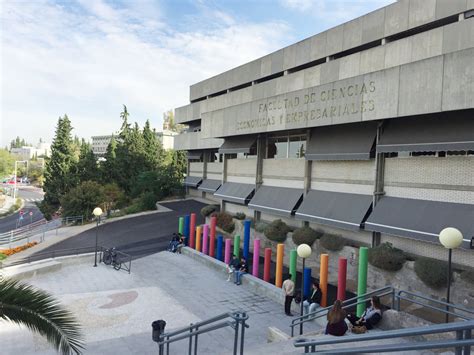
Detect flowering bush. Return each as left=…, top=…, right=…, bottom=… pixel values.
left=0, top=241, right=38, bottom=256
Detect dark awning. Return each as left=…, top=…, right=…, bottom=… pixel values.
left=295, top=190, right=373, bottom=231
left=248, top=186, right=303, bottom=217
left=377, top=111, right=474, bottom=153
left=198, top=179, right=222, bottom=193
left=187, top=151, right=202, bottom=160
left=365, top=197, right=473, bottom=249
left=218, top=135, right=257, bottom=154
left=306, top=121, right=378, bottom=160
left=214, top=182, right=255, bottom=205
left=184, top=176, right=202, bottom=188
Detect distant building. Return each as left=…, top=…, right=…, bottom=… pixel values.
left=11, top=143, right=51, bottom=159
left=91, top=130, right=178, bottom=156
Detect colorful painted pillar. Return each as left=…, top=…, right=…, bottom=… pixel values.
left=183, top=215, right=190, bottom=246
left=252, top=239, right=260, bottom=277
left=289, top=249, right=297, bottom=283
left=243, top=219, right=251, bottom=260
left=216, top=235, right=223, bottom=261
left=196, top=226, right=202, bottom=252
left=303, top=267, right=312, bottom=299
left=202, top=224, right=209, bottom=255
left=275, top=243, right=284, bottom=288
left=263, top=248, right=271, bottom=282
left=233, top=235, right=240, bottom=259
left=209, top=216, right=217, bottom=257
left=337, top=257, right=347, bottom=301
left=178, top=217, right=184, bottom=235
left=356, top=247, right=369, bottom=317
left=189, top=213, right=196, bottom=249
left=224, top=239, right=231, bottom=264
left=320, top=254, right=329, bottom=307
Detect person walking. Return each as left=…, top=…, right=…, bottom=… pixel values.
left=282, top=274, right=295, bottom=316
left=303, top=282, right=322, bottom=318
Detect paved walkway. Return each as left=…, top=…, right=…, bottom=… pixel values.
left=0, top=250, right=305, bottom=354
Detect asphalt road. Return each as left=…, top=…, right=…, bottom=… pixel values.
left=0, top=187, right=44, bottom=233
left=36, top=199, right=209, bottom=260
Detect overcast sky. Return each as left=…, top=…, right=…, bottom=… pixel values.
left=1, top=0, right=394, bottom=147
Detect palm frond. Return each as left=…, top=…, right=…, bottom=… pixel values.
left=0, top=278, right=84, bottom=354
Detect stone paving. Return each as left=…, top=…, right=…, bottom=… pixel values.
left=0, top=249, right=316, bottom=354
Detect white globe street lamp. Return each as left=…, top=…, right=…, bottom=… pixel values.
left=297, top=243, right=312, bottom=335
left=93, top=207, right=103, bottom=267
left=439, top=227, right=463, bottom=323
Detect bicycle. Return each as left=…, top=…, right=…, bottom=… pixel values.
left=102, top=247, right=122, bottom=270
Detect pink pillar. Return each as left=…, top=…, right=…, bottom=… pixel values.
left=252, top=239, right=260, bottom=277
left=202, top=224, right=209, bottom=255
left=263, top=248, right=271, bottom=282
left=189, top=213, right=196, bottom=249
left=224, top=239, right=231, bottom=264
left=337, top=257, right=348, bottom=301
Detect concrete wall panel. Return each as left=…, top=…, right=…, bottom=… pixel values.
left=362, top=8, right=385, bottom=43
left=442, top=48, right=474, bottom=110
left=343, top=18, right=363, bottom=51
left=410, top=27, right=443, bottom=62
left=435, top=0, right=467, bottom=19
left=339, top=53, right=361, bottom=80
left=408, top=0, right=437, bottom=29
left=384, top=0, right=409, bottom=37
left=326, top=25, right=344, bottom=55
left=359, top=46, right=385, bottom=75
left=442, top=19, right=474, bottom=55
left=174, top=131, right=223, bottom=151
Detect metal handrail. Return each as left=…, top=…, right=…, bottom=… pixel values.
left=290, top=286, right=394, bottom=336
left=294, top=319, right=474, bottom=354
left=99, top=247, right=132, bottom=274
left=156, top=311, right=249, bottom=355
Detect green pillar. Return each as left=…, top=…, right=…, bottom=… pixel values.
left=289, top=249, right=297, bottom=283
left=356, top=247, right=369, bottom=317
left=233, top=235, right=240, bottom=259
left=178, top=217, right=184, bottom=235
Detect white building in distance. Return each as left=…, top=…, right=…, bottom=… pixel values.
left=11, top=142, right=51, bottom=159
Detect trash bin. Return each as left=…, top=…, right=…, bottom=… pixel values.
left=152, top=320, right=166, bottom=342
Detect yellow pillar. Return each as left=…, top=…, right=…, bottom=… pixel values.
left=275, top=243, right=285, bottom=288
left=320, top=253, right=329, bottom=307
left=196, top=226, right=202, bottom=252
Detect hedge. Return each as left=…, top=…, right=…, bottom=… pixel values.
left=319, top=234, right=345, bottom=251
left=234, top=212, right=246, bottom=220
left=212, top=212, right=235, bottom=233
left=201, top=205, right=218, bottom=217
left=292, top=226, right=322, bottom=246
left=264, top=219, right=290, bottom=243
left=255, top=221, right=269, bottom=233
left=368, top=242, right=406, bottom=272
left=414, top=256, right=450, bottom=289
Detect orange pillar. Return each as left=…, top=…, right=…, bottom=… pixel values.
left=195, top=226, right=202, bottom=252
left=275, top=243, right=284, bottom=288
left=320, top=253, right=329, bottom=307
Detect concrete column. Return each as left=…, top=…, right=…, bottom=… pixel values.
left=186, top=157, right=191, bottom=197
left=221, top=154, right=228, bottom=212
left=303, top=129, right=312, bottom=227
left=372, top=122, right=385, bottom=247
left=254, top=134, right=265, bottom=221
left=202, top=151, right=208, bottom=199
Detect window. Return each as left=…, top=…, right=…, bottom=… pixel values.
left=266, top=134, right=306, bottom=159
left=289, top=135, right=306, bottom=158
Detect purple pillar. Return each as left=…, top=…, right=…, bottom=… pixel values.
left=224, top=239, right=231, bottom=264
left=252, top=239, right=260, bottom=277
left=202, top=224, right=209, bottom=255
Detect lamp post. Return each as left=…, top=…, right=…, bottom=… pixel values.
left=297, top=243, right=312, bottom=335
left=93, top=207, right=103, bottom=267
left=439, top=227, right=463, bottom=323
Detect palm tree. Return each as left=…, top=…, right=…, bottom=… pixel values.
left=0, top=278, right=84, bottom=354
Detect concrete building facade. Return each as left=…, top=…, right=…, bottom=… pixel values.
left=174, top=0, right=474, bottom=267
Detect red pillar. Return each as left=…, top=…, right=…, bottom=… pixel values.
left=337, top=257, right=347, bottom=301
left=263, top=248, right=272, bottom=282
left=189, top=213, right=196, bottom=249
left=209, top=216, right=217, bottom=257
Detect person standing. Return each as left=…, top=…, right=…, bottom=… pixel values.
left=303, top=282, right=322, bottom=318
left=282, top=274, right=295, bottom=316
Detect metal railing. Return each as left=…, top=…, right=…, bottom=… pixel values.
left=0, top=219, right=61, bottom=247
left=294, top=319, right=474, bottom=354
left=61, top=215, right=84, bottom=225
left=99, top=246, right=132, bottom=274
left=155, top=311, right=249, bottom=355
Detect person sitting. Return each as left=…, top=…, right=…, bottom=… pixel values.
left=234, top=257, right=248, bottom=285
left=346, top=296, right=383, bottom=330
left=176, top=234, right=185, bottom=254
left=168, top=233, right=179, bottom=253
left=303, top=282, right=322, bottom=318
left=325, top=300, right=348, bottom=336
left=226, top=255, right=239, bottom=281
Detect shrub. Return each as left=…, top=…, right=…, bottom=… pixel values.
left=255, top=221, right=269, bottom=233
left=368, top=242, right=406, bottom=271
left=0, top=253, right=7, bottom=261
left=140, top=193, right=157, bottom=210
left=234, top=212, right=246, bottom=220
left=264, top=219, right=290, bottom=243
left=292, top=226, right=322, bottom=246
left=124, top=202, right=142, bottom=215
left=460, top=270, right=474, bottom=284
left=212, top=212, right=235, bottom=233
left=201, top=205, right=218, bottom=218
left=414, top=257, right=450, bottom=289
left=320, top=234, right=345, bottom=251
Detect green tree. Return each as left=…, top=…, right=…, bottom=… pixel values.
left=60, top=181, right=105, bottom=219
left=75, top=140, right=99, bottom=183
left=142, top=119, right=162, bottom=170
left=0, top=149, right=15, bottom=176
left=119, top=105, right=130, bottom=141
left=103, top=183, right=126, bottom=215
left=42, top=115, right=76, bottom=214
left=0, top=278, right=84, bottom=354
left=101, top=136, right=118, bottom=183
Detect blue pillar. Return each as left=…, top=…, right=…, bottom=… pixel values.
left=183, top=215, right=190, bottom=246
left=216, top=235, right=223, bottom=261
left=243, top=219, right=251, bottom=260
left=303, top=267, right=312, bottom=299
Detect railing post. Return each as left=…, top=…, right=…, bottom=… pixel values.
left=188, top=323, right=193, bottom=355
left=396, top=291, right=401, bottom=311
left=239, top=312, right=246, bottom=355
left=233, top=313, right=240, bottom=355
left=391, top=287, right=396, bottom=310
left=194, top=325, right=199, bottom=355
left=455, top=330, right=463, bottom=355
left=463, top=328, right=471, bottom=355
